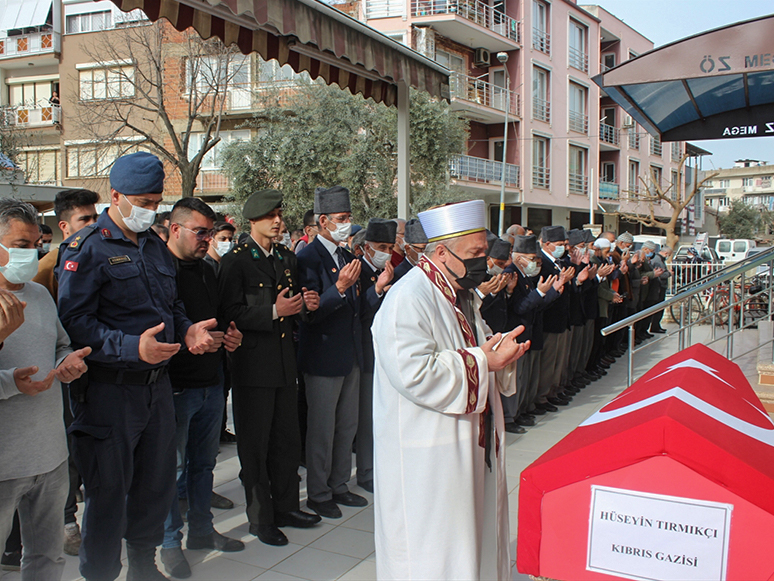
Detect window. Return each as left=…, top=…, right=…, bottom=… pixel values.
left=568, top=20, right=588, bottom=72
left=743, top=177, right=754, bottom=188
left=718, top=241, right=731, bottom=253
left=9, top=80, right=53, bottom=107
left=66, top=11, right=112, bottom=34
left=628, top=160, right=640, bottom=194
left=532, top=0, right=550, bottom=54
left=568, top=145, right=587, bottom=195
left=628, top=123, right=640, bottom=149
left=532, top=135, right=550, bottom=189
left=66, top=142, right=138, bottom=178
left=532, top=66, right=550, bottom=122
left=18, top=149, right=60, bottom=184
left=650, top=165, right=663, bottom=193
left=720, top=179, right=730, bottom=188
left=365, top=0, right=404, bottom=18
left=188, top=130, right=250, bottom=170
left=602, top=162, right=615, bottom=183
left=734, top=241, right=747, bottom=253
left=628, top=49, right=639, bottom=60
left=671, top=170, right=679, bottom=200
left=671, top=141, right=681, bottom=161
left=602, top=53, right=616, bottom=71
left=79, top=66, right=135, bottom=100
left=114, top=8, right=149, bottom=26
left=188, top=55, right=251, bottom=92
left=568, top=82, right=587, bottom=133
left=650, top=134, right=662, bottom=157
left=384, top=31, right=407, bottom=45
left=435, top=49, right=465, bottom=73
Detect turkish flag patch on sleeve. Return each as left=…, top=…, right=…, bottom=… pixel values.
left=64, top=261, right=79, bottom=272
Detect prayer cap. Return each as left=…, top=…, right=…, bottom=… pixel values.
left=243, top=189, right=282, bottom=220
left=540, top=225, right=567, bottom=243
left=110, top=152, right=164, bottom=195
left=642, top=240, right=658, bottom=251
left=594, top=238, right=612, bottom=250
left=404, top=218, right=428, bottom=245
left=418, top=200, right=486, bottom=243
left=512, top=235, right=539, bottom=254
left=616, top=231, right=634, bottom=244
left=314, top=185, right=351, bottom=214
left=365, top=218, right=397, bottom=244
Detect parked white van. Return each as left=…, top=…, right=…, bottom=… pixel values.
left=715, top=239, right=756, bottom=263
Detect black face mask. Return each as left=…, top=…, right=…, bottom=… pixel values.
left=444, top=247, right=489, bottom=290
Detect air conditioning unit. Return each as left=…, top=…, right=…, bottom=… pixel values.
left=474, top=48, right=491, bottom=67
left=623, top=114, right=634, bottom=128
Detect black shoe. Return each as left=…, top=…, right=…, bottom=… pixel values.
left=211, top=492, right=234, bottom=510
left=1, top=550, right=21, bottom=572
left=573, top=377, right=590, bottom=387
left=651, top=327, right=666, bottom=334
left=600, top=356, right=615, bottom=365
left=558, top=390, right=575, bottom=400
left=307, top=499, right=342, bottom=519
left=357, top=480, right=374, bottom=493
left=274, top=510, right=322, bottom=528
left=593, top=367, right=608, bottom=376
left=249, top=524, right=288, bottom=546
left=505, top=422, right=526, bottom=434
left=187, top=530, right=244, bottom=552
left=598, top=360, right=611, bottom=369
left=126, top=546, right=169, bottom=581
left=160, top=547, right=191, bottom=579
left=564, top=386, right=580, bottom=395
left=643, top=331, right=654, bottom=338
left=547, top=396, right=570, bottom=406
left=515, top=414, right=536, bottom=427
left=220, top=430, right=237, bottom=443
left=535, top=402, right=559, bottom=412
left=586, top=371, right=601, bottom=381
left=634, top=337, right=643, bottom=345
left=332, top=491, right=368, bottom=507
left=528, top=406, right=547, bottom=415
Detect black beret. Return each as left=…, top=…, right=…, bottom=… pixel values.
left=243, top=189, right=282, bottom=220
left=512, top=235, right=539, bottom=254
left=489, top=238, right=511, bottom=261
left=404, top=218, right=428, bottom=245
left=365, top=218, right=397, bottom=244
left=110, top=152, right=164, bottom=195
left=540, top=225, right=567, bottom=243
left=314, top=185, right=351, bottom=214
left=568, top=229, right=586, bottom=247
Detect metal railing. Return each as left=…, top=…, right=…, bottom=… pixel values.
left=197, top=169, right=231, bottom=192
left=600, top=123, right=619, bottom=146
left=0, top=31, right=60, bottom=59
left=568, top=110, right=588, bottom=133
left=411, top=0, right=521, bottom=44
left=532, top=166, right=550, bottom=189
left=568, top=46, right=589, bottom=72
left=602, top=247, right=774, bottom=386
left=449, top=72, right=520, bottom=116
left=599, top=181, right=619, bottom=200
left=1, top=104, right=61, bottom=127
left=532, top=28, right=550, bottom=54
left=533, top=97, right=550, bottom=122
left=650, top=136, right=662, bottom=156
left=568, top=172, right=588, bottom=195
left=449, top=154, right=519, bottom=186
left=365, top=0, right=405, bottom=18
left=628, top=130, right=640, bottom=149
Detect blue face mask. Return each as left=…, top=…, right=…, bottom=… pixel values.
left=646, top=251, right=654, bottom=259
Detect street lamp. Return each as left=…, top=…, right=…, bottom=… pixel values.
left=496, top=51, right=509, bottom=236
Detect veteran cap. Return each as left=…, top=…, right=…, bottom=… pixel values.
left=365, top=218, right=397, bottom=244
left=314, top=185, right=351, bottom=215
left=540, top=225, right=567, bottom=243
left=512, top=235, right=539, bottom=255
left=243, top=189, right=283, bottom=221
left=404, top=218, right=428, bottom=245
left=110, top=152, right=165, bottom=195
left=568, top=229, right=586, bottom=247
left=489, top=237, right=512, bottom=261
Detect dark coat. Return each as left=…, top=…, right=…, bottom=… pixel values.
left=505, top=265, right=560, bottom=351
left=392, top=257, right=414, bottom=284
left=539, top=249, right=571, bottom=334
left=359, top=258, right=387, bottom=374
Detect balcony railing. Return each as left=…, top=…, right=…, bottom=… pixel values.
left=533, top=97, right=550, bottom=122
left=0, top=31, right=60, bottom=59
left=650, top=136, right=662, bottom=157
left=568, top=46, right=589, bottom=73
left=411, top=0, right=520, bottom=43
left=628, top=130, right=640, bottom=150
left=671, top=142, right=681, bottom=162
left=599, top=181, right=619, bottom=200
left=197, top=168, right=231, bottom=192
left=532, top=28, right=550, bottom=54
left=365, top=0, right=405, bottom=18
left=1, top=104, right=61, bottom=128
left=532, top=166, right=550, bottom=189
left=600, top=123, right=620, bottom=146
left=569, top=172, right=588, bottom=195
left=449, top=72, right=520, bottom=116
left=569, top=110, right=588, bottom=134
left=449, top=154, right=520, bottom=186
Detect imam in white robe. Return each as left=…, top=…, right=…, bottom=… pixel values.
left=372, top=257, right=517, bottom=581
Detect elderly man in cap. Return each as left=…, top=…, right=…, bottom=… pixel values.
left=57, top=152, right=218, bottom=581
left=297, top=185, right=369, bottom=518
left=649, top=245, right=672, bottom=333
left=356, top=218, right=396, bottom=493
left=392, top=218, right=427, bottom=283
left=218, top=190, right=322, bottom=546
left=587, top=237, right=622, bottom=374
left=477, top=232, right=511, bottom=334
left=372, top=200, right=528, bottom=580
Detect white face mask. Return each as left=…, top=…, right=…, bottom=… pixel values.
left=215, top=240, right=233, bottom=257
left=369, top=245, right=391, bottom=269
left=118, top=195, right=156, bottom=233
left=487, top=263, right=504, bottom=276
left=41, top=243, right=51, bottom=253
left=327, top=221, right=351, bottom=243
left=282, top=233, right=292, bottom=247
left=0, top=243, right=39, bottom=284
left=523, top=260, right=540, bottom=277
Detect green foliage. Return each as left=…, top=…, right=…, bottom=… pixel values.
left=219, top=81, right=469, bottom=229
left=717, top=199, right=765, bottom=239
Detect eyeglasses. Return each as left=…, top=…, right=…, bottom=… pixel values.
left=176, top=224, right=214, bottom=241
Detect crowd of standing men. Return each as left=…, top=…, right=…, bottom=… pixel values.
left=0, top=150, right=673, bottom=581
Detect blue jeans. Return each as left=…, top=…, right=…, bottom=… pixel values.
left=163, top=386, right=224, bottom=548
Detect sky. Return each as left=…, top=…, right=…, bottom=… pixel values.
left=591, top=0, right=774, bottom=170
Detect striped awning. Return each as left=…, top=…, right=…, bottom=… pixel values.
left=107, top=0, right=450, bottom=107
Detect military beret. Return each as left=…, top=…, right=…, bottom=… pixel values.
left=540, top=225, right=567, bottom=243
left=512, top=235, right=539, bottom=254
left=489, top=238, right=511, bottom=261
left=404, top=218, right=428, bottom=245
left=365, top=218, right=397, bottom=244
left=568, top=229, right=586, bottom=247
left=616, top=231, right=634, bottom=244
left=243, top=189, right=282, bottom=221
left=110, top=152, right=164, bottom=195
left=314, top=185, right=351, bottom=214
left=350, top=224, right=363, bottom=236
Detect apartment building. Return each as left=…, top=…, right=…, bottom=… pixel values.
left=702, top=159, right=774, bottom=213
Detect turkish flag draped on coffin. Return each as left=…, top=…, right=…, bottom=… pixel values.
left=517, top=344, right=774, bottom=581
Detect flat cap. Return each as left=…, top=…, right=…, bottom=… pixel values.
left=616, top=231, right=634, bottom=244
left=243, top=189, right=282, bottom=221
left=365, top=218, right=397, bottom=244
left=489, top=237, right=511, bottom=261
left=404, top=218, right=428, bottom=245
left=568, top=229, right=586, bottom=247
left=314, top=185, right=351, bottom=215
left=513, top=235, right=539, bottom=255
left=110, top=152, right=164, bottom=195
left=540, top=225, right=567, bottom=243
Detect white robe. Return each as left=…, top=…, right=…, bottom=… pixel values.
left=372, top=261, right=516, bottom=581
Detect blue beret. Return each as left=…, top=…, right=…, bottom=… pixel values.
left=110, top=152, right=165, bottom=195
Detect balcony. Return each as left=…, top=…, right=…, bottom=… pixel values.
left=0, top=31, right=60, bottom=61
left=599, top=181, right=619, bottom=200
left=650, top=136, right=662, bottom=157
left=532, top=28, right=550, bottom=55
left=569, top=172, right=588, bottom=195
left=532, top=166, right=550, bottom=189
left=1, top=104, right=61, bottom=128
left=410, top=0, right=521, bottom=52
left=671, top=142, right=681, bottom=162
left=449, top=154, right=520, bottom=187
left=600, top=123, right=620, bottom=150
left=196, top=169, right=231, bottom=193
left=448, top=72, right=520, bottom=123
left=569, top=110, right=588, bottom=134
left=568, top=46, right=589, bottom=73
left=628, top=130, right=640, bottom=150
left=533, top=97, right=550, bottom=123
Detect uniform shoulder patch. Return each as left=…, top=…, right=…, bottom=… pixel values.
left=65, top=224, right=98, bottom=252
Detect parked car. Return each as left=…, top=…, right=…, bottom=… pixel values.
left=715, top=239, right=756, bottom=263
left=673, top=245, right=721, bottom=264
